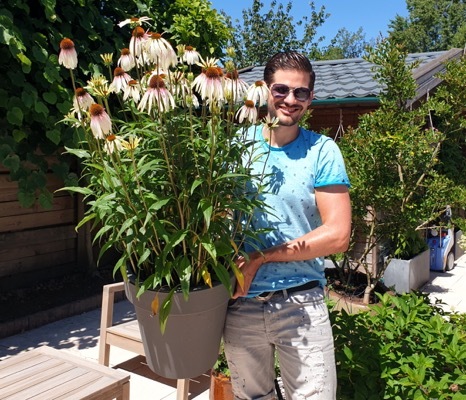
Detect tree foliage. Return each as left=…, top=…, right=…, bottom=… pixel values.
left=318, top=27, right=371, bottom=60
left=224, top=0, right=328, bottom=68
left=337, top=39, right=466, bottom=300
left=0, top=0, right=230, bottom=207
left=388, top=0, right=466, bottom=52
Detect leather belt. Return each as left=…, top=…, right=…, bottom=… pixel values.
left=255, top=280, right=320, bottom=301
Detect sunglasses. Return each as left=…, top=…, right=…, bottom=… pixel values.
left=270, top=83, right=312, bottom=102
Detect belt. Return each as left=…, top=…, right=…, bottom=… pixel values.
left=255, top=280, right=320, bottom=301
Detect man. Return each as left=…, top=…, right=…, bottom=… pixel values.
left=224, top=51, right=351, bottom=399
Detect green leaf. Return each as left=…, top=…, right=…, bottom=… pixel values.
left=7, top=107, right=23, bottom=126
left=46, top=128, right=61, bottom=145
left=158, top=288, right=176, bottom=334
left=43, top=92, right=57, bottom=104
left=2, top=154, right=20, bottom=172
left=17, top=190, right=35, bottom=208
left=12, top=129, right=27, bottom=143
left=34, top=101, right=49, bottom=116
left=38, top=190, right=53, bottom=209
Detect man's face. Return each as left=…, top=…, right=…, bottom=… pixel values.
left=267, top=69, right=313, bottom=127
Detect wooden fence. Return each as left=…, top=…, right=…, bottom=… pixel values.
left=0, top=161, right=83, bottom=290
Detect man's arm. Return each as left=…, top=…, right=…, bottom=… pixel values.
left=233, top=185, right=351, bottom=298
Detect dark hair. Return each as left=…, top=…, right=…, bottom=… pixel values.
left=264, top=51, right=316, bottom=91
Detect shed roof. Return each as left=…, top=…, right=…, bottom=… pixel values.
left=239, top=48, right=464, bottom=106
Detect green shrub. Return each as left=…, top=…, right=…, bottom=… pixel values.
left=331, top=292, right=466, bottom=399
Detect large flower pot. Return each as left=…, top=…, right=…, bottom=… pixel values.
left=125, top=279, right=230, bottom=379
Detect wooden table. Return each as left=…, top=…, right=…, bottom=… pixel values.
left=0, top=346, right=130, bottom=400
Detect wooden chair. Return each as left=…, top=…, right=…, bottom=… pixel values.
left=98, top=282, right=190, bottom=400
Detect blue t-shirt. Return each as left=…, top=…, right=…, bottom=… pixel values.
left=241, top=125, right=350, bottom=297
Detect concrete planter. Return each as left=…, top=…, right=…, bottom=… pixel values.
left=382, top=249, right=430, bottom=294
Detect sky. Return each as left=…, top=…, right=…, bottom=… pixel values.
left=209, top=0, right=409, bottom=46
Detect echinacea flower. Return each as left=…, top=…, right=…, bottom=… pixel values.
left=129, top=26, right=148, bottom=58
left=123, top=79, right=142, bottom=103
left=85, top=75, right=111, bottom=99
left=246, top=80, right=269, bottom=106
left=181, top=45, right=200, bottom=66
left=118, top=48, right=136, bottom=71
left=144, top=32, right=177, bottom=69
left=235, top=100, right=258, bottom=124
left=118, top=16, right=152, bottom=28
left=262, top=114, right=280, bottom=136
left=103, top=134, right=123, bottom=154
left=59, top=38, right=78, bottom=69
left=224, top=69, right=249, bottom=103
left=109, top=67, right=132, bottom=94
left=192, top=57, right=225, bottom=105
left=138, top=74, right=175, bottom=114
left=73, top=87, right=94, bottom=110
left=121, top=135, right=141, bottom=151
left=100, top=53, right=113, bottom=67
left=89, top=103, right=112, bottom=139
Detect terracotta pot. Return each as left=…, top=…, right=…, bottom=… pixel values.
left=210, top=371, right=234, bottom=400
left=125, top=279, right=230, bottom=379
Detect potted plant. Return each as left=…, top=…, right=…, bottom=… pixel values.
left=58, top=17, right=272, bottom=378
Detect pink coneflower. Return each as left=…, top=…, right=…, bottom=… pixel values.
left=59, top=38, right=78, bottom=69
left=118, top=48, right=136, bottom=71
left=123, top=79, right=142, bottom=103
left=89, top=104, right=112, bottom=139
left=144, top=32, right=177, bottom=69
left=246, top=80, right=269, bottom=106
left=103, top=134, right=123, bottom=154
left=129, top=26, right=148, bottom=58
left=73, top=87, right=94, bottom=111
left=235, top=100, right=258, bottom=124
left=225, top=69, right=249, bottom=103
left=138, top=74, right=175, bottom=114
left=109, top=67, right=132, bottom=94
left=192, top=57, right=225, bottom=105
left=181, top=45, right=200, bottom=65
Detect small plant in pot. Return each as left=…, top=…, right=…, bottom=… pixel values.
left=58, top=16, right=272, bottom=378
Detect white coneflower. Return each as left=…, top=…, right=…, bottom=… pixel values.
left=123, top=79, right=142, bottom=103
left=85, top=75, right=111, bottom=99
left=121, top=135, right=141, bottom=151
left=117, top=48, right=135, bottom=71
left=103, top=134, right=123, bottom=154
left=262, top=114, right=280, bottom=135
left=224, top=69, right=249, bottom=103
left=236, top=100, right=258, bottom=124
left=144, top=32, right=177, bottom=69
left=118, top=16, right=151, bottom=28
left=100, top=53, right=113, bottom=67
left=89, top=103, right=112, bottom=139
left=73, top=87, right=94, bottom=111
left=58, top=38, right=78, bottom=70
left=192, top=57, right=225, bottom=105
left=129, top=26, right=148, bottom=58
left=138, top=74, right=175, bottom=114
left=246, top=80, right=269, bottom=106
left=167, top=70, right=192, bottom=105
left=181, top=45, right=200, bottom=65
left=109, top=67, right=132, bottom=94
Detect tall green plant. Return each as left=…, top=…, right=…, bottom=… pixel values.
left=0, top=0, right=230, bottom=208
left=337, top=39, right=466, bottom=302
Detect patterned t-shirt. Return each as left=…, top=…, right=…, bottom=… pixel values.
left=241, top=124, right=350, bottom=297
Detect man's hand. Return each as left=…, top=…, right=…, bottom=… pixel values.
left=232, top=252, right=264, bottom=299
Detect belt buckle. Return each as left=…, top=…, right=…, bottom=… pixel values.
left=255, top=291, right=275, bottom=301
